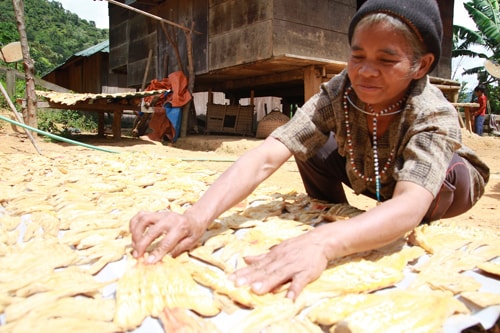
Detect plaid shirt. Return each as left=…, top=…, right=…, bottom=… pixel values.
left=271, top=70, right=489, bottom=203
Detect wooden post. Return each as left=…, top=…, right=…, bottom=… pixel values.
left=304, top=65, right=322, bottom=102
left=98, top=113, right=105, bottom=137
left=142, top=49, right=153, bottom=90
left=6, top=69, right=15, bottom=98
left=112, top=110, right=122, bottom=139
left=464, top=107, right=473, bottom=132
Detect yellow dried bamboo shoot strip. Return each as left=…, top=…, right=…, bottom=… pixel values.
left=231, top=298, right=300, bottom=333
left=18, top=296, right=115, bottom=322
left=410, top=221, right=499, bottom=254
left=298, top=259, right=404, bottom=305
left=265, top=317, right=324, bottom=333
left=477, top=261, right=500, bottom=276
left=15, top=265, right=110, bottom=297
left=3, top=316, right=120, bottom=333
left=5, top=281, right=109, bottom=323
left=460, top=291, right=500, bottom=308
left=114, top=256, right=220, bottom=331
left=330, top=290, right=469, bottom=333
left=189, top=263, right=278, bottom=308
left=159, top=307, right=222, bottom=333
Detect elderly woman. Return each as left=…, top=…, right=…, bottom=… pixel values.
left=130, top=0, right=489, bottom=300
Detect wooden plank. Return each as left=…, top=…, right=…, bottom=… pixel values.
left=209, top=0, right=272, bottom=35
left=272, top=20, right=350, bottom=61
left=273, top=0, right=354, bottom=33
left=209, top=21, right=273, bottom=71
left=452, top=103, right=479, bottom=133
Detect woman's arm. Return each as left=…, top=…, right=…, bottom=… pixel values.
left=130, top=136, right=293, bottom=262
left=231, top=180, right=434, bottom=299
left=185, top=136, right=293, bottom=228
left=322, top=180, right=433, bottom=257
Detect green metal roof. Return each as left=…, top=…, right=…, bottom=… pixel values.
left=74, top=40, right=109, bottom=57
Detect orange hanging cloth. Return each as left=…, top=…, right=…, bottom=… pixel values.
left=143, top=71, right=192, bottom=142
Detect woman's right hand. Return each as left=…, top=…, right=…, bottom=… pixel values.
left=129, top=210, right=206, bottom=263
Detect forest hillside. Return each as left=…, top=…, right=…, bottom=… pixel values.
left=0, top=0, right=108, bottom=76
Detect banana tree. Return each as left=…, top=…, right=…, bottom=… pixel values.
left=453, top=0, right=500, bottom=84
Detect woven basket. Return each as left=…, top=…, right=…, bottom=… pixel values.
left=256, top=111, right=290, bottom=139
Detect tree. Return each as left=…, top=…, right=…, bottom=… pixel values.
left=0, top=0, right=108, bottom=77
left=453, top=0, right=499, bottom=113
left=453, top=0, right=500, bottom=84
left=12, top=0, right=37, bottom=129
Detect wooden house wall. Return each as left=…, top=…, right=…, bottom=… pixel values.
left=108, top=0, right=455, bottom=91
left=206, top=0, right=353, bottom=72
left=156, top=0, right=208, bottom=77
left=109, top=0, right=208, bottom=88
left=208, top=0, right=273, bottom=71
left=109, top=4, right=130, bottom=75
left=271, top=0, right=353, bottom=61
left=43, top=53, right=109, bottom=93
left=127, top=13, right=158, bottom=87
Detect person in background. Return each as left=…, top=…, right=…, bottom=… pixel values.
left=473, top=84, right=488, bottom=136
left=129, top=0, right=490, bottom=300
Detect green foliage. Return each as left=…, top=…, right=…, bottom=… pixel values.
left=0, top=75, right=26, bottom=109
left=452, top=0, right=500, bottom=83
left=1, top=0, right=108, bottom=131
left=2, top=74, right=98, bottom=134
left=487, top=85, right=500, bottom=113
left=457, top=81, right=472, bottom=103
left=0, top=0, right=108, bottom=76
left=37, top=109, right=98, bottom=135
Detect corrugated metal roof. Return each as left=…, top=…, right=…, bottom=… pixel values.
left=75, top=40, right=109, bottom=57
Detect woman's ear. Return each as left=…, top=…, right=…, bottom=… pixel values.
left=413, top=53, right=435, bottom=79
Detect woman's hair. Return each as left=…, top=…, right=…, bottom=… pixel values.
left=354, top=13, right=428, bottom=75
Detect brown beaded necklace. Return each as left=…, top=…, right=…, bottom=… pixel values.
left=343, top=85, right=407, bottom=203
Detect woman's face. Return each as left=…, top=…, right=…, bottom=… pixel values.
left=347, top=21, right=432, bottom=111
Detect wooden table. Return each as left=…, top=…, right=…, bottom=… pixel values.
left=452, top=102, right=479, bottom=132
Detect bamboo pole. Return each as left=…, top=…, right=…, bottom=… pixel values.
left=141, top=49, right=153, bottom=90
left=0, top=81, right=42, bottom=155
left=103, top=0, right=201, bottom=34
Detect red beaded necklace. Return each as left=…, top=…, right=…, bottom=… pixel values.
left=343, top=85, right=407, bottom=203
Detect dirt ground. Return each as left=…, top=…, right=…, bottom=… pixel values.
left=0, top=108, right=499, bottom=232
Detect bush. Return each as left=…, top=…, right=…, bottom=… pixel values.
left=37, top=109, right=98, bottom=135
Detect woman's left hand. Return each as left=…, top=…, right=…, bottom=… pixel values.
left=229, top=229, right=329, bottom=300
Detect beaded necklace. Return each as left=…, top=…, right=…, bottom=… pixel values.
left=343, top=85, right=406, bottom=203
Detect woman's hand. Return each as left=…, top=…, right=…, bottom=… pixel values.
left=229, top=229, right=330, bottom=300
left=129, top=210, right=207, bottom=263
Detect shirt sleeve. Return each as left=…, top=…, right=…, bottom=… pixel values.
left=394, top=102, right=462, bottom=197
left=270, top=86, right=337, bottom=161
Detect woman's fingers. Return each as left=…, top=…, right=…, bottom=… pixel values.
left=129, top=211, right=159, bottom=257
left=230, top=233, right=329, bottom=299
left=146, top=220, right=194, bottom=262
left=129, top=210, right=206, bottom=263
